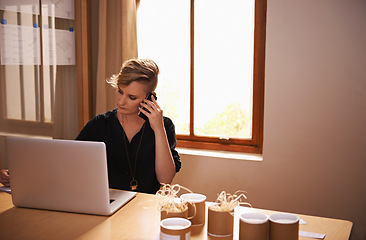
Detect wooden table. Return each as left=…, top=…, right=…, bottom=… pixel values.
left=0, top=191, right=352, bottom=240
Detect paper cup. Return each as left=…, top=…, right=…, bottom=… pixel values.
left=207, top=206, right=234, bottom=237
left=160, top=217, right=191, bottom=240
left=239, top=212, right=269, bottom=240
left=180, top=193, right=207, bottom=226
left=269, top=213, right=299, bottom=240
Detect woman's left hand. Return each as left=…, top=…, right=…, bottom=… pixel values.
left=139, top=94, right=164, bottom=132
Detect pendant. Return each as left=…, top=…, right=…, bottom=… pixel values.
left=130, top=179, right=138, bottom=191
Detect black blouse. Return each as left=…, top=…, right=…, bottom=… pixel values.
left=76, top=109, right=181, bottom=194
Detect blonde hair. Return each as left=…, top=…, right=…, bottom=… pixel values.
left=107, top=58, right=159, bottom=92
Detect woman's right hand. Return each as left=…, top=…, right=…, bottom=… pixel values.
left=0, top=169, right=10, bottom=186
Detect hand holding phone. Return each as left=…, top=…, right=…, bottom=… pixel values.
left=138, top=92, right=157, bottom=120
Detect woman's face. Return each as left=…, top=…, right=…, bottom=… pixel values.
left=116, top=81, right=148, bottom=116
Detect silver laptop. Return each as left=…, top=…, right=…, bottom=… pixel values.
left=6, top=136, right=136, bottom=216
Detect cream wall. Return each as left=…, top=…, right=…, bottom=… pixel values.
left=172, top=0, right=366, bottom=239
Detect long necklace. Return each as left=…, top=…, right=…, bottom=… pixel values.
left=122, top=123, right=146, bottom=191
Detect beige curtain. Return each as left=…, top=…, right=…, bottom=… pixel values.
left=53, top=66, right=78, bottom=139
left=95, top=0, right=138, bottom=115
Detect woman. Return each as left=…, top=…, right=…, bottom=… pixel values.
left=76, top=58, right=181, bottom=194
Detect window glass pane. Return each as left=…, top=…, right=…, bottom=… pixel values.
left=4, top=66, right=22, bottom=120
left=21, top=11, right=40, bottom=121
left=23, top=65, right=38, bottom=121
left=41, top=12, right=55, bottom=123
left=42, top=66, right=53, bottom=122
left=137, top=0, right=190, bottom=135
left=1, top=8, right=41, bottom=121
left=194, top=0, right=254, bottom=139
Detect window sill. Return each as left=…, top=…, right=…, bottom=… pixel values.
left=176, top=147, right=263, bottom=161
left=0, top=132, right=52, bottom=139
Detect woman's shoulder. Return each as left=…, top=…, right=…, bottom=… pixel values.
left=163, top=116, right=175, bottom=127
left=91, top=109, right=117, bottom=122
left=76, top=109, right=118, bottom=140
left=162, top=116, right=177, bottom=135
left=82, top=109, right=117, bottom=130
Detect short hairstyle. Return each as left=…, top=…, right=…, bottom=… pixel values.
left=107, top=58, right=159, bottom=92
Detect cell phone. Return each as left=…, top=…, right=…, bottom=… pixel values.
left=138, top=92, right=157, bottom=120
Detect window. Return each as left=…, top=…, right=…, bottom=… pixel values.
left=137, top=0, right=266, bottom=153
left=0, top=1, right=76, bottom=136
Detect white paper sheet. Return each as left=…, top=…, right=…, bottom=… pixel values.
left=0, top=0, right=39, bottom=15
left=0, top=24, right=41, bottom=65
left=41, top=0, right=75, bottom=19
left=42, top=28, right=75, bottom=65
left=299, top=231, right=326, bottom=239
